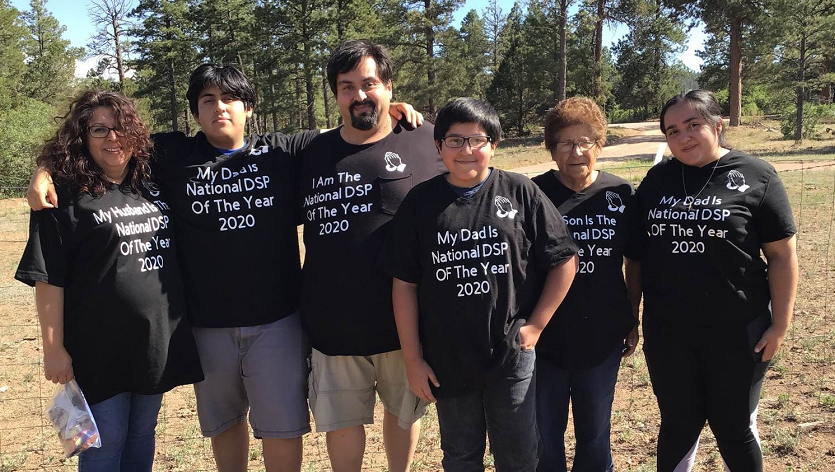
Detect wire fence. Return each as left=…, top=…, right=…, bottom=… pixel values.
left=1, top=159, right=833, bottom=471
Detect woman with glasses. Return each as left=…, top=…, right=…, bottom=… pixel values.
left=15, top=90, right=202, bottom=471
left=531, top=97, right=639, bottom=472
left=627, top=90, right=797, bottom=471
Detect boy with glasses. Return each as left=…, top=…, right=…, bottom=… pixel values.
left=381, top=97, right=578, bottom=471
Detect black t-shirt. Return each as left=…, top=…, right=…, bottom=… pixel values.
left=15, top=183, right=203, bottom=405
left=532, top=170, right=636, bottom=369
left=297, top=123, right=445, bottom=355
left=152, top=130, right=318, bottom=328
left=627, top=151, right=796, bottom=332
left=381, top=170, right=577, bottom=398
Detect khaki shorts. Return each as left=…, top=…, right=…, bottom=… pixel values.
left=192, top=313, right=310, bottom=439
left=308, top=349, right=428, bottom=432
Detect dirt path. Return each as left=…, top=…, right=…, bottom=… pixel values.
left=510, top=122, right=835, bottom=175
left=511, top=122, right=665, bottom=175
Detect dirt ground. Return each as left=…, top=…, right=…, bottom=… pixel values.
left=1, top=123, right=834, bottom=470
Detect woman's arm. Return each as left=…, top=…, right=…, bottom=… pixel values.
left=392, top=278, right=438, bottom=403
left=35, top=282, right=73, bottom=384
left=756, top=234, right=798, bottom=361
left=623, top=257, right=642, bottom=357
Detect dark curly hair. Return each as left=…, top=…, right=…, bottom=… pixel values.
left=38, top=90, right=153, bottom=196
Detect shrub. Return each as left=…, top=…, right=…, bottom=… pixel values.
left=0, top=98, right=57, bottom=194
left=780, top=104, right=823, bottom=140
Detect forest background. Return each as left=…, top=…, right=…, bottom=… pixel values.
left=1, top=0, right=834, bottom=192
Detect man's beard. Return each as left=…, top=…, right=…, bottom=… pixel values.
left=349, top=99, right=378, bottom=130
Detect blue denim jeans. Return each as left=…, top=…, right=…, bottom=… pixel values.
left=435, top=348, right=538, bottom=472
left=78, top=392, right=163, bottom=472
left=535, top=345, right=623, bottom=472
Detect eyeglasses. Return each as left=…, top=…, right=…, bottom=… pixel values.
left=88, top=125, right=126, bottom=138
left=555, top=140, right=598, bottom=153
left=440, top=135, right=492, bottom=149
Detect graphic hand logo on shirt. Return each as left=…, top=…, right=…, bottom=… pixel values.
left=726, top=170, right=750, bottom=192
left=494, top=196, right=518, bottom=219
left=384, top=152, right=407, bottom=172
left=605, top=191, right=626, bottom=213
left=142, top=180, right=160, bottom=197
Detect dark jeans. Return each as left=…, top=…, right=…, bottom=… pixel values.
left=643, top=323, right=770, bottom=472
left=535, top=345, right=622, bottom=472
left=435, top=348, right=538, bottom=472
left=78, top=392, right=163, bottom=472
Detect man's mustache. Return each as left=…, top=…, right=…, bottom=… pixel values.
left=350, top=99, right=376, bottom=114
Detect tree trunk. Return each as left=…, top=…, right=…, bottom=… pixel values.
left=250, top=62, right=260, bottom=134
left=304, top=42, right=317, bottom=130
left=823, top=55, right=833, bottom=104
left=425, top=0, right=436, bottom=116
left=183, top=107, right=191, bottom=135
left=593, top=0, right=604, bottom=102
left=112, top=17, right=125, bottom=91
left=557, top=0, right=568, bottom=102
left=729, top=16, right=743, bottom=127
left=165, top=15, right=178, bottom=132
left=168, top=57, right=178, bottom=132
left=337, top=0, right=345, bottom=42
left=269, top=72, right=278, bottom=133
left=295, top=72, right=304, bottom=130
left=795, top=31, right=806, bottom=142
left=322, top=75, right=332, bottom=129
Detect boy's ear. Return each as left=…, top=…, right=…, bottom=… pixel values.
left=435, top=140, right=442, bottom=153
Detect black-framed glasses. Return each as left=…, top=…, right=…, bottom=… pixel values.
left=441, top=135, right=492, bottom=149
left=88, top=125, right=126, bottom=138
left=556, top=140, right=597, bottom=153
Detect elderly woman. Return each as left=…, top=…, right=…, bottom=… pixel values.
left=628, top=90, right=797, bottom=471
left=15, top=91, right=203, bottom=472
left=532, top=97, right=639, bottom=472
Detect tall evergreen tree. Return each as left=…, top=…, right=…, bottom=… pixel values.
left=482, top=0, right=506, bottom=72
left=667, top=0, right=770, bottom=126
left=487, top=3, right=540, bottom=134
left=132, top=0, right=198, bottom=132
left=771, top=0, right=835, bottom=140
left=384, top=0, right=465, bottom=116
left=613, top=0, right=686, bottom=117
left=21, top=0, right=83, bottom=105
left=0, top=0, right=28, bottom=109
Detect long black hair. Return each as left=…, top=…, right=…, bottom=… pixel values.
left=660, top=90, right=730, bottom=148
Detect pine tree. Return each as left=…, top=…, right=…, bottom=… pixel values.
left=613, top=0, right=686, bottom=117
left=21, top=0, right=84, bottom=105
left=132, top=0, right=198, bottom=132
left=0, top=0, right=28, bottom=109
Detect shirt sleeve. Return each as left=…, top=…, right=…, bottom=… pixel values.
left=756, top=171, right=797, bottom=243
left=529, top=189, right=578, bottom=271
left=15, top=209, right=69, bottom=288
left=378, top=190, right=423, bottom=283
left=268, top=130, right=320, bottom=157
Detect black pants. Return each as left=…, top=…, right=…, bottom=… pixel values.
left=643, top=318, right=771, bottom=472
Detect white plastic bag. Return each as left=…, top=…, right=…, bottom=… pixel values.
left=46, top=380, right=101, bottom=458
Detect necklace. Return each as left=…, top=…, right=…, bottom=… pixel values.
left=681, top=158, right=719, bottom=210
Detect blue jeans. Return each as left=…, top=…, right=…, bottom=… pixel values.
left=435, top=348, right=538, bottom=472
left=535, top=345, right=623, bottom=472
left=78, top=392, right=163, bottom=472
